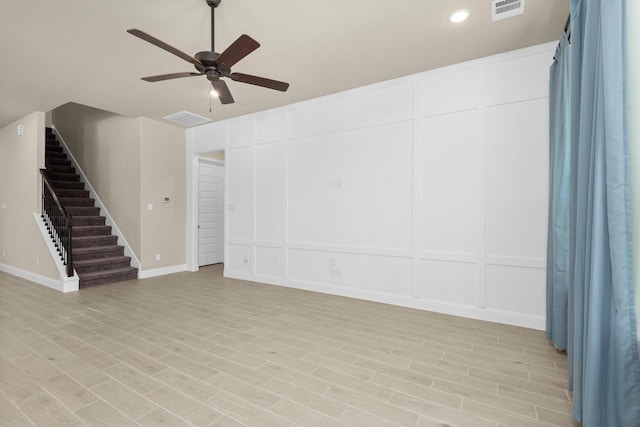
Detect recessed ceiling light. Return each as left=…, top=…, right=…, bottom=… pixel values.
left=449, top=9, right=471, bottom=23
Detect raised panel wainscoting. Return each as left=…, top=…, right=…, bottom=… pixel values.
left=187, top=42, right=555, bottom=330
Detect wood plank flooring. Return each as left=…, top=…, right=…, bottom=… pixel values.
left=0, top=265, right=579, bottom=426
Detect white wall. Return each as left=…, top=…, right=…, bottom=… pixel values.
left=188, top=42, right=555, bottom=329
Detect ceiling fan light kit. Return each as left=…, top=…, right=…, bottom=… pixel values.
left=128, top=0, right=289, bottom=105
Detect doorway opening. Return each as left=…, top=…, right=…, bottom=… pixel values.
left=198, top=152, right=225, bottom=267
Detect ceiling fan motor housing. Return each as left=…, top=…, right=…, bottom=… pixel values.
left=195, top=51, right=220, bottom=66
left=195, top=51, right=232, bottom=80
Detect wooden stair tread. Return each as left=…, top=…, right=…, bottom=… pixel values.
left=74, top=245, right=121, bottom=253
left=48, top=172, right=80, bottom=181
left=73, top=234, right=114, bottom=240
left=66, top=207, right=100, bottom=215
left=73, top=225, right=111, bottom=232
left=78, top=267, right=137, bottom=278
left=73, top=237, right=118, bottom=249
left=74, top=256, right=131, bottom=267
left=56, top=190, right=89, bottom=196
left=51, top=180, right=84, bottom=189
left=59, top=198, right=96, bottom=207
left=78, top=267, right=138, bottom=288
left=70, top=216, right=107, bottom=226
left=71, top=216, right=106, bottom=220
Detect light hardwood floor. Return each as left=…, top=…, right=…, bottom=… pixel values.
left=0, top=265, right=579, bottom=426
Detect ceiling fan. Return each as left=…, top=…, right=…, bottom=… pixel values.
left=127, top=0, right=289, bottom=105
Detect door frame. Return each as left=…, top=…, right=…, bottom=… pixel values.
left=187, top=154, right=225, bottom=271
left=197, top=157, right=225, bottom=267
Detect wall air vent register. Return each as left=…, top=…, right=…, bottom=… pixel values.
left=491, top=0, right=525, bottom=21
left=162, top=111, right=212, bottom=127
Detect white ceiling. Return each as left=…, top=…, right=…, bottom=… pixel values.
left=0, top=0, right=568, bottom=129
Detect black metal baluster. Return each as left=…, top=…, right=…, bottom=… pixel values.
left=40, top=169, right=74, bottom=278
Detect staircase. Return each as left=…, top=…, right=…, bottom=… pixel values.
left=45, top=128, right=138, bottom=288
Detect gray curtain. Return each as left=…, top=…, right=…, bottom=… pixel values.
left=547, top=0, right=640, bottom=425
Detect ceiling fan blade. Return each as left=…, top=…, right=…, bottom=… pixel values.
left=127, top=29, right=201, bottom=66
left=141, top=72, right=203, bottom=82
left=229, top=73, right=289, bottom=92
left=211, top=79, right=234, bottom=104
left=215, top=34, right=260, bottom=69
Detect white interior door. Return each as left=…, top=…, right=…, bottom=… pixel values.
left=198, top=160, right=224, bottom=266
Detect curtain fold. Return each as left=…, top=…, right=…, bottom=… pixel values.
left=547, top=0, right=640, bottom=425
left=546, top=33, right=571, bottom=351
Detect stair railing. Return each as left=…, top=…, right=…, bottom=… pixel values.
left=40, top=169, right=74, bottom=277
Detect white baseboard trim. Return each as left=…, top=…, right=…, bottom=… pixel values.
left=0, top=263, right=72, bottom=292
left=59, top=274, right=79, bottom=293
left=223, top=270, right=546, bottom=330
left=139, top=264, right=187, bottom=279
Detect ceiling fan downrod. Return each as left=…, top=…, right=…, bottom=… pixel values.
left=206, top=0, right=221, bottom=52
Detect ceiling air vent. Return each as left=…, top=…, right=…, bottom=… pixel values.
left=491, top=0, right=525, bottom=22
left=162, top=111, right=211, bottom=127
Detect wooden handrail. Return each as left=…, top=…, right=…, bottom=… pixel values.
left=41, top=169, right=72, bottom=218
